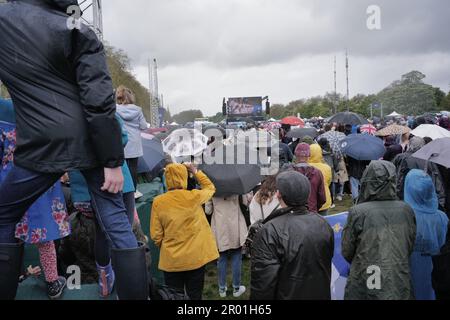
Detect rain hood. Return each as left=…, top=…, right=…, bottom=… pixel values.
left=358, top=160, right=398, bottom=203
left=116, top=104, right=144, bottom=122
left=309, top=144, right=325, bottom=164
left=404, top=169, right=448, bottom=255
left=165, top=164, right=188, bottom=191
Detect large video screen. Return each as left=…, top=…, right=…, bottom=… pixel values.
left=228, top=97, right=263, bottom=116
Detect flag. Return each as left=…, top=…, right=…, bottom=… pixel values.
left=325, top=212, right=351, bottom=300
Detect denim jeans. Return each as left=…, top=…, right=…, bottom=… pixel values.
left=0, top=165, right=138, bottom=250
left=333, top=182, right=345, bottom=198
left=94, top=191, right=136, bottom=266
left=350, top=177, right=360, bottom=200
left=218, top=248, right=243, bottom=290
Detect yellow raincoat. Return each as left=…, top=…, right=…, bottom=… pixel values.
left=308, top=145, right=332, bottom=211
left=150, top=164, right=219, bottom=272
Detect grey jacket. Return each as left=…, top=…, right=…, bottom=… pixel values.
left=116, top=104, right=148, bottom=159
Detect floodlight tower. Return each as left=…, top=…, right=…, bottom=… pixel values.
left=79, top=0, right=104, bottom=41
left=149, top=58, right=161, bottom=128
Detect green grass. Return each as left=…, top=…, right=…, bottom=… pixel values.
left=202, top=195, right=354, bottom=300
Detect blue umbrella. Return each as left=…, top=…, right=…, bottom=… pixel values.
left=137, top=136, right=165, bottom=176
left=341, top=134, right=385, bottom=160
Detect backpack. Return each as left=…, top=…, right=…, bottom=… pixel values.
left=242, top=203, right=280, bottom=259
left=242, top=219, right=266, bottom=259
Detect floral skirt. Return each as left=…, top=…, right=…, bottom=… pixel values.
left=15, top=182, right=71, bottom=244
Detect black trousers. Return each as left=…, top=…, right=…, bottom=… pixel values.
left=164, top=266, right=205, bottom=300
left=126, top=158, right=139, bottom=190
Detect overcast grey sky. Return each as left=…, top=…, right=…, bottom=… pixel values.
left=99, top=0, right=450, bottom=116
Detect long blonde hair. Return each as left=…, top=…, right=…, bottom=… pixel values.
left=116, top=85, right=136, bottom=105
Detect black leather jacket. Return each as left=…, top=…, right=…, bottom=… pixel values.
left=250, top=207, right=334, bottom=300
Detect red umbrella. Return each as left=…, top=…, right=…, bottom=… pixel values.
left=281, top=116, right=305, bottom=127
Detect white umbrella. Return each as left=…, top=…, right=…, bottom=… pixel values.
left=410, top=124, right=450, bottom=140
left=387, top=111, right=402, bottom=117
left=162, top=129, right=208, bottom=161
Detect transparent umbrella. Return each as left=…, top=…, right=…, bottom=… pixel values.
left=162, top=129, right=208, bottom=161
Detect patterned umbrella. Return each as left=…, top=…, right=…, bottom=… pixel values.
left=317, top=131, right=347, bottom=156
left=162, top=129, right=208, bottom=160
left=360, top=124, right=377, bottom=135
left=375, top=124, right=410, bottom=137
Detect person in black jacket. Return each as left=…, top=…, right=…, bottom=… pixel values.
left=0, top=0, right=147, bottom=300
left=250, top=171, right=334, bottom=300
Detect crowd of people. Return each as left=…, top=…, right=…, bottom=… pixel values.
left=1, top=0, right=450, bottom=302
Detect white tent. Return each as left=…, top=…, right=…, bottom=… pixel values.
left=387, top=111, right=402, bottom=117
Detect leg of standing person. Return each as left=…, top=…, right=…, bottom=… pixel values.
left=81, top=167, right=147, bottom=300
left=231, top=248, right=243, bottom=292
left=94, top=191, right=136, bottom=297
left=164, top=271, right=186, bottom=293
left=338, top=183, right=345, bottom=198
left=126, top=158, right=139, bottom=190
left=350, top=177, right=360, bottom=201
left=0, top=166, right=61, bottom=300
left=185, top=266, right=206, bottom=300
left=217, top=251, right=228, bottom=297
left=36, top=241, right=67, bottom=299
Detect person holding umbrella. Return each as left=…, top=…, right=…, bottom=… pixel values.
left=206, top=192, right=251, bottom=299
left=394, top=137, right=446, bottom=209
left=150, top=163, right=219, bottom=300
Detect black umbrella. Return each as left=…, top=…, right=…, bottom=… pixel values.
left=137, top=136, right=166, bottom=176
left=412, top=138, right=450, bottom=168
left=286, top=128, right=319, bottom=139
left=328, top=112, right=368, bottom=126
left=200, top=164, right=262, bottom=197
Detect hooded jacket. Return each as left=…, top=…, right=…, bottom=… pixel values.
left=308, top=145, right=332, bottom=211
left=286, top=163, right=326, bottom=213
left=150, top=164, right=219, bottom=272
left=342, top=161, right=416, bottom=300
left=116, top=104, right=148, bottom=159
left=0, top=0, right=123, bottom=172
left=405, top=169, right=449, bottom=300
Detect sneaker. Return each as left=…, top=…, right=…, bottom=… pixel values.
left=47, top=276, right=67, bottom=300
left=219, top=287, right=227, bottom=298
left=330, top=204, right=336, bottom=209
left=336, top=196, right=343, bottom=202
left=134, top=190, right=143, bottom=199
left=233, top=286, right=246, bottom=298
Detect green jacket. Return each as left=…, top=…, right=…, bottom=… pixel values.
left=342, top=161, right=416, bottom=300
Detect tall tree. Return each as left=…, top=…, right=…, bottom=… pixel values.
left=377, top=71, right=438, bottom=115
left=172, top=110, right=204, bottom=125
left=105, top=45, right=152, bottom=121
